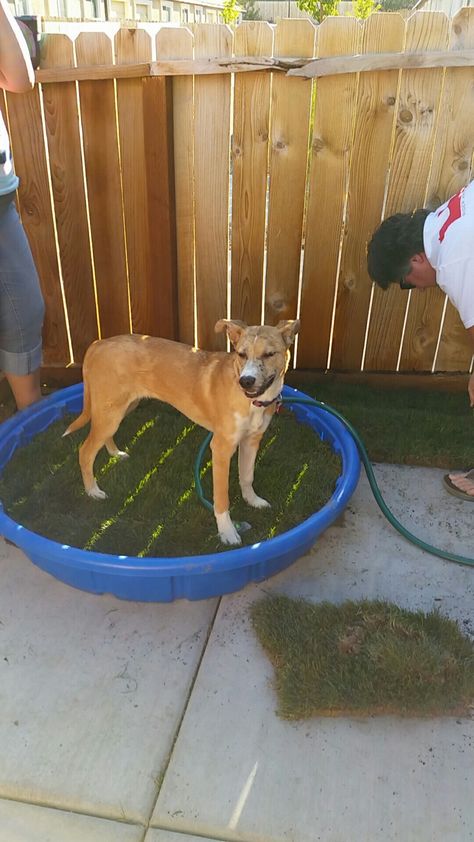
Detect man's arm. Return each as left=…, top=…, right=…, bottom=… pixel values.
left=467, top=325, right=474, bottom=408
left=0, top=0, right=34, bottom=92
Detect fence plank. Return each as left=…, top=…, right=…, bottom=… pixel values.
left=75, top=32, right=130, bottom=338
left=231, top=21, right=274, bottom=326
left=194, top=24, right=233, bottom=350
left=41, top=33, right=98, bottom=363
left=264, top=19, right=316, bottom=326
left=365, top=11, right=449, bottom=373
left=145, top=66, right=177, bottom=340
left=115, top=29, right=178, bottom=340
left=5, top=86, right=69, bottom=366
left=429, top=8, right=474, bottom=373
left=115, top=29, right=153, bottom=336
left=297, top=17, right=361, bottom=369
left=157, top=27, right=195, bottom=345
left=330, top=13, right=405, bottom=370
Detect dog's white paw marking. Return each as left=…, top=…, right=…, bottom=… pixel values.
left=87, top=483, right=107, bottom=500
left=216, top=511, right=242, bottom=545
left=220, top=528, right=242, bottom=546
left=242, top=488, right=271, bottom=509
left=106, top=445, right=129, bottom=459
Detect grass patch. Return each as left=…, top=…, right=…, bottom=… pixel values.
left=251, top=595, right=474, bottom=719
left=0, top=400, right=341, bottom=557
left=293, top=381, right=473, bottom=468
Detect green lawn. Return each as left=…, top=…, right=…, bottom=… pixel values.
left=292, top=381, right=472, bottom=469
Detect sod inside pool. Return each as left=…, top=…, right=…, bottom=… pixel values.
left=0, top=400, right=342, bottom=557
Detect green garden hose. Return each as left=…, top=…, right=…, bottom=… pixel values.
left=194, top=395, right=474, bottom=568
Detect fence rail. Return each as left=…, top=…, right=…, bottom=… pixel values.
left=34, top=47, right=474, bottom=81
left=2, top=13, right=474, bottom=375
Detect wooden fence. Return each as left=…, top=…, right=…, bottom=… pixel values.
left=2, top=11, right=474, bottom=377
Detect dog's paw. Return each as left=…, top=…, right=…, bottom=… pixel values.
left=87, top=483, right=107, bottom=500
left=216, top=511, right=242, bottom=546
left=106, top=445, right=129, bottom=460
left=242, top=490, right=271, bottom=509
left=219, top=528, right=242, bottom=546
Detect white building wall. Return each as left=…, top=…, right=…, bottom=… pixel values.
left=412, top=0, right=472, bottom=12
left=255, top=0, right=354, bottom=21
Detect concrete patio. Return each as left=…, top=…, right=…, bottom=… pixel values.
left=0, top=463, right=473, bottom=842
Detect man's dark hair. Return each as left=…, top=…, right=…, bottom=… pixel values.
left=367, top=209, right=430, bottom=289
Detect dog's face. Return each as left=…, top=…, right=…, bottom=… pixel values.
left=215, top=320, right=300, bottom=399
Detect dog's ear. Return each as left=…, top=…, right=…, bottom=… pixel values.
left=215, top=319, right=247, bottom=347
left=276, top=319, right=300, bottom=347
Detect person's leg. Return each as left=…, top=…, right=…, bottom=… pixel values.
left=0, top=197, right=44, bottom=411
left=4, top=367, right=41, bottom=410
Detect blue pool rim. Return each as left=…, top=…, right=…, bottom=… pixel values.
left=0, top=384, right=361, bottom=602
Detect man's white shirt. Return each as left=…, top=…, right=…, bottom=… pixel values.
left=423, top=180, right=474, bottom=330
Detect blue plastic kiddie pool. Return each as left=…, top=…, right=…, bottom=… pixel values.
left=0, top=384, right=360, bottom=602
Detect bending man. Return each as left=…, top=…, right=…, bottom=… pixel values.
left=367, top=181, right=474, bottom=501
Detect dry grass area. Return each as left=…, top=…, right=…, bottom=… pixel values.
left=251, top=596, right=474, bottom=719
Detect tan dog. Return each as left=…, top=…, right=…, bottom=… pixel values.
left=63, top=319, right=299, bottom=545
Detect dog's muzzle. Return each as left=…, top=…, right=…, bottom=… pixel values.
left=240, top=373, right=275, bottom=399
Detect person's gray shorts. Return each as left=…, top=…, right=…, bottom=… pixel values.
left=0, top=193, right=44, bottom=376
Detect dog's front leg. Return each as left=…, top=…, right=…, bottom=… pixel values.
left=211, top=434, right=241, bottom=545
left=239, top=433, right=270, bottom=508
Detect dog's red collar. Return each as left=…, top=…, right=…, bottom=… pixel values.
left=252, top=394, right=282, bottom=410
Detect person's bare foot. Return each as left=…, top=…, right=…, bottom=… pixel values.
left=444, top=469, right=474, bottom=500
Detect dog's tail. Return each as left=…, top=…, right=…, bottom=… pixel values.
left=62, top=379, right=91, bottom=437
